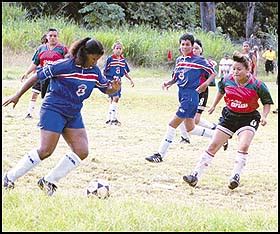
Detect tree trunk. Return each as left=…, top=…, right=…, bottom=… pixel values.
left=245, top=2, right=255, bottom=40
left=200, top=2, right=216, bottom=32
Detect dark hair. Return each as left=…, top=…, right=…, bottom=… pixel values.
left=69, top=37, right=104, bottom=67
left=48, top=28, right=58, bottom=33
left=41, top=34, right=48, bottom=44
left=232, top=51, right=250, bottom=70
left=179, top=33, right=194, bottom=45
left=194, top=39, right=203, bottom=54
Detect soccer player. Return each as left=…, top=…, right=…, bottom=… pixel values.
left=241, top=41, right=257, bottom=76
left=145, top=33, right=217, bottom=163
left=2, top=37, right=121, bottom=196
left=103, top=41, right=134, bottom=125
left=21, top=28, right=68, bottom=119
left=179, top=39, right=226, bottom=149
left=183, top=51, right=274, bottom=190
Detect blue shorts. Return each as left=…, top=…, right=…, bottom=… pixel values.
left=176, top=89, right=199, bottom=118
left=37, top=108, right=85, bottom=133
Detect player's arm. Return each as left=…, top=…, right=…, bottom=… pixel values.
left=208, top=91, right=224, bottom=114
left=260, top=104, right=271, bottom=126
left=162, top=78, right=176, bottom=90
left=124, top=73, right=134, bottom=87
left=196, top=72, right=216, bottom=93
left=3, top=73, right=38, bottom=108
left=21, top=63, right=37, bottom=82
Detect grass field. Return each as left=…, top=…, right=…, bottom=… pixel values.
left=2, top=51, right=278, bottom=231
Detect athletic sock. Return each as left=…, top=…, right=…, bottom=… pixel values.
left=192, top=151, right=214, bottom=179
left=110, top=102, right=117, bottom=121
left=230, top=151, right=248, bottom=178
left=189, top=125, right=214, bottom=138
left=179, top=122, right=190, bottom=139
left=7, top=149, right=42, bottom=182
left=198, top=119, right=216, bottom=129
left=27, top=100, right=36, bottom=115
left=158, top=125, right=176, bottom=158
left=44, top=152, right=82, bottom=184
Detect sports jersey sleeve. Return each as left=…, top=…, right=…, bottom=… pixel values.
left=103, top=57, right=111, bottom=76
left=36, top=60, right=66, bottom=82
left=124, top=60, right=130, bottom=74
left=31, top=49, right=41, bottom=66
left=95, top=69, right=110, bottom=94
left=217, top=75, right=227, bottom=94
left=200, top=58, right=217, bottom=76
left=257, top=82, right=274, bottom=105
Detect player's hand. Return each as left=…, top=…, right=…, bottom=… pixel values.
left=21, top=74, right=28, bottom=82
left=260, top=117, right=267, bottom=126
left=130, top=80, right=134, bottom=87
left=196, top=83, right=207, bottom=93
left=2, top=95, right=20, bottom=109
left=208, top=106, right=215, bottom=114
left=162, top=82, right=171, bottom=90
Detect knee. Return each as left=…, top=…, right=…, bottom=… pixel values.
left=37, top=148, right=53, bottom=160
left=74, top=149, right=89, bottom=160
left=239, top=143, right=250, bottom=153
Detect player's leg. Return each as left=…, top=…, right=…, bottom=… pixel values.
left=41, top=78, right=50, bottom=98
left=145, top=115, right=184, bottom=163
left=40, top=112, right=87, bottom=195
left=25, top=81, right=41, bottom=118
left=111, top=92, right=121, bottom=125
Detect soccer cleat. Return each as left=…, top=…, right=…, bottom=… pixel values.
left=223, top=140, right=229, bottom=151
left=111, top=119, right=121, bottom=126
left=211, top=123, right=217, bottom=130
left=105, top=120, right=111, bottom=124
left=3, top=174, right=15, bottom=189
left=24, top=113, right=33, bottom=119
left=145, top=153, right=163, bottom=163
left=38, top=177, right=57, bottom=196
left=272, top=109, right=278, bottom=114
left=180, top=136, right=190, bottom=144
left=228, top=174, right=240, bottom=190
left=183, top=173, right=198, bottom=187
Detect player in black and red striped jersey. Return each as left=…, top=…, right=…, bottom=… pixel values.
left=21, top=28, right=68, bottom=119
left=183, top=51, right=274, bottom=190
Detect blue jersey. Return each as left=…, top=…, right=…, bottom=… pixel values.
left=37, top=58, right=110, bottom=117
left=103, top=54, right=130, bottom=80
left=173, top=53, right=216, bottom=89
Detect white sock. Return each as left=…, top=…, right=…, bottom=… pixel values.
left=230, top=151, right=247, bottom=178
left=107, top=104, right=112, bottom=121
left=179, top=122, right=190, bottom=139
left=44, top=152, right=82, bottom=184
left=189, top=125, right=214, bottom=138
left=192, top=151, right=214, bottom=179
left=198, top=119, right=216, bottom=129
left=158, top=125, right=176, bottom=158
left=27, top=100, right=36, bottom=115
left=7, top=149, right=42, bottom=182
left=110, top=102, right=117, bottom=121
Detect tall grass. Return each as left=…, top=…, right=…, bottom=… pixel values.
left=2, top=3, right=240, bottom=67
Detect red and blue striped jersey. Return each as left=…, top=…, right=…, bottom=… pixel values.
left=32, top=43, right=68, bottom=67
left=218, top=74, right=274, bottom=113
left=173, top=52, right=216, bottom=89
left=103, top=54, right=130, bottom=80
left=37, top=58, right=110, bottom=117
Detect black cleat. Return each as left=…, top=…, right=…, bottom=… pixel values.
left=3, top=174, right=14, bottom=189
left=105, top=120, right=111, bottom=124
left=145, top=153, right=163, bottom=163
left=183, top=174, right=198, bottom=187
left=111, top=119, right=121, bottom=126
left=24, top=113, right=33, bottom=119
left=228, top=174, right=240, bottom=190
left=180, top=136, right=190, bottom=144
left=223, top=141, right=229, bottom=151
left=211, top=123, right=217, bottom=130
left=38, top=177, right=58, bottom=196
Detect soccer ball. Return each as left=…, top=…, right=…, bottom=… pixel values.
left=86, top=179, right=110, bottom=199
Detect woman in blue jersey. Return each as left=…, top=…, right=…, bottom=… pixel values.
left=3, top=37, right=121, bottom=196
left=103, top=41, right=134, bottom=125
left=145, top=33, right=217, bottom=163
left=183, top=51, right=273, bottom=190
